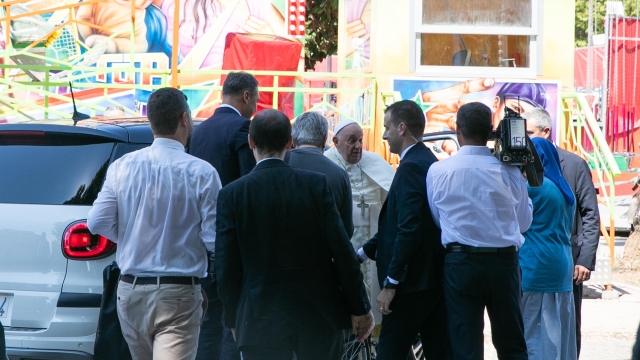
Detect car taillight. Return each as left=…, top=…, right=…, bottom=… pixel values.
left=0, top=131, right=49, bottom=145
left=62, top=221, right=116, bottom=259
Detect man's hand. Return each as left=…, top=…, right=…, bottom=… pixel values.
left=231, top=328, right=236, bottom=341
left=241, top=15, right=276, bottom=35
left=376, top=288, right=396, bottom=315
left=420, top=78, right=496, bottom=155
left=351, top=312, right=374, bottom=342
left=574, top=265, right=591, bottom=285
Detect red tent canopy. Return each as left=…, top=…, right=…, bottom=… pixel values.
left=222, top=33, right=302, bottom=119
left=574, top=46, right=604, bottom=90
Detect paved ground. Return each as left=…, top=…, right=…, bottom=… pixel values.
left=482, top=237, right=640, bottom=360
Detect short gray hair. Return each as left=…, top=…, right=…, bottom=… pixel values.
left=104, top=105, right=125, bottom=117
left=523, top=108, right=552, bottom=131
left=291, top=112, right=328, bottom=148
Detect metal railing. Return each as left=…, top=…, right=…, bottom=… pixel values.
left=0, top=65, right=376, bottom=126
left=560, top=93, right=621, bottom=267
left=0, top=0, right=377, bottom=135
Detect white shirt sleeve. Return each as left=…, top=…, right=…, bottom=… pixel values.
left=199, top=171, right=222, bottom=254
left=426, top=171, right=441, bottom=228
left=513, top=175, right=533, bottom=233
left=357, top=247, right=369, bottom=261
left=87, top=163, right=119, bottom=242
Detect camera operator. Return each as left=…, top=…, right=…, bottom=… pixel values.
left=426, top=102, right=533, bottom=360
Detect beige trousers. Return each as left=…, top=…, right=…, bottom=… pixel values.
left=117, top=280, right=204, bottom=360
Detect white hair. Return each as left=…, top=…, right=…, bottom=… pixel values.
left=291, top=112, right=328, bottom=148
left=523, top=108, right=552, bottom=130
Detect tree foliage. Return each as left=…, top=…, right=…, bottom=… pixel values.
left=304, top=0, right=339, bottom=70
left=575, top=0, right=640, bottom=48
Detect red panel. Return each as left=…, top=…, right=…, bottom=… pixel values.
left=222, top=33, right=303, bottom=118
left=574, top=46, right=604, bottom=89
left=606, top=18, right=640, bottom=152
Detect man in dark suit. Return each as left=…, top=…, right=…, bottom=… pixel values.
left=190, top=71, right=258, bottom=187
left=524, top=108, right=600, bottom=357
left=288, top=111, right=354, bottom=238
left=358, top=100, right=449, bottom=359
left=188, top=71, right=259, bottom=360
left=215, top=109, right=374, bottom=360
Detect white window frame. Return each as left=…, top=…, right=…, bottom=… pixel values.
left=411, top=0, right=541, bottom=79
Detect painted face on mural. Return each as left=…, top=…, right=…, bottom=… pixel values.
left=492, top=98, right=538, bottom=129
left=334, top=124, right=363, bottom=164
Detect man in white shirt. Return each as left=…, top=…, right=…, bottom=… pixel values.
left=88, top=87, right=221, bottom=360
left=427, top=102, right=533, bottom=360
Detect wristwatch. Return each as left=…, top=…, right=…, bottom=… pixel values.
left=383, top=278, right=398, bottom=290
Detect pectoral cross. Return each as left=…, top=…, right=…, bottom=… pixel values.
left=357, top=195, right=369, bottom=216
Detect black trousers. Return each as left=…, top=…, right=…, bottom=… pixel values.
left=573, top=281, right=583, bottom=358
left=0, top=321, right=6, bottom=360
left=444, top=251, right=527, bottom=360
left=239, top=325, right=343, bottom=360
left=633, top=320, right=640, bottom=360
left=195, top=276, right=240, bottom=360
left=377, top=289, right=451, bottom=360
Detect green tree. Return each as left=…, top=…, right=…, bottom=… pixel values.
left=305, top=0, right=339, bottom=70
left=575, top=0, right=640, bottom=48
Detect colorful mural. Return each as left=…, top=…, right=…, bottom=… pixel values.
left=0, top=0, right=309, bottom=121
left=344, top=0, right=370, bottom=71
left=392, top=78, right=560, bottom=157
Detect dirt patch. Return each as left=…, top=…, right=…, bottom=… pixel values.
left=623, top=228, right=640, bottom=269
left=613, top=266, right=640, bottom=288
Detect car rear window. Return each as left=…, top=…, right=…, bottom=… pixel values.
left=0, top=131, right=116, bottom=205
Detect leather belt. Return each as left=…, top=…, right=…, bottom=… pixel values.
left=446, top=245, right=518, bottom=253
left=119, top=274, right=200, bottom=285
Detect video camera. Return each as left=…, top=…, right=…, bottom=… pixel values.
left=493, top=106, right=544, bottom=187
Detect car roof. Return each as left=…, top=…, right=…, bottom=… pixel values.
left=1, top=117, right=205, bottom=143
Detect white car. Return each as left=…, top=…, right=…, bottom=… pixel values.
left=0, top=118, right=157, bottom=359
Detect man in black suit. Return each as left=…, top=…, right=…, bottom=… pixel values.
left=215, top=109, right=374, bottom=360
left=358, top=100, right=449, bottom=359
left=188, top=71, right=259, bottom=360
left=524, top=108, right=600, bottom=357
left=289, top=111, right=354, bottom=238
left=190, top=71, right=258, bottom=187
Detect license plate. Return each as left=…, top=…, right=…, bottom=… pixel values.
left=0, top=295, right=12, bottom=326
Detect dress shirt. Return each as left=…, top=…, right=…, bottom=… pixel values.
left=426, top=146, right=532, bottom=248
left=88, top=138, right=221, bottom=277
left=256, top=157, right=281, bottom=165
left=399, top=143, right=416, bottom=161
left=218, top=104, right=241, bottom=116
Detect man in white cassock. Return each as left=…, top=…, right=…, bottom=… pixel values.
left=325, top=120, right=396, bottom=327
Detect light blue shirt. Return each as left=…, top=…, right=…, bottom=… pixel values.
left=219, top=104, right=241, bottom=116
left=426, top=146, right=533, bottom=247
